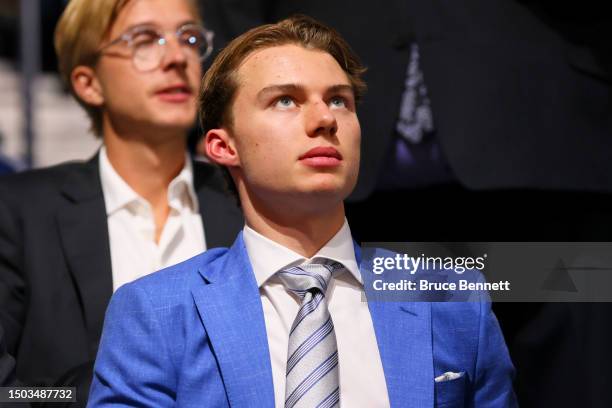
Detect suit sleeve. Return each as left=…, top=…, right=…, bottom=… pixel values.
left=0, top=187, right=26, bottom=355
left=471, top=301, right=518, bottom=407
left=87, top=283, right=176, bottom=407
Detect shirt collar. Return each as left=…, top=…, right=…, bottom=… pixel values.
left=243, top=219, right=361, bottom=288
left=168, top=155, right=199, bottom=213
left=99, top=146, right=198, bottom=215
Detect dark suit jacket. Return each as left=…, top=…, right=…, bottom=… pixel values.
left=0, top=155, right=243, bottom=387
left=201, top=0, right=612, bottom=199
left=0, top=324, right=16, bottom=386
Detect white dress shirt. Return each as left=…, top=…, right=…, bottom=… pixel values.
left=99, top=147, right=206, bottom=291
left=243, top=220, right=390, bottom=407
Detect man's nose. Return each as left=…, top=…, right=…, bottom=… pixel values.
left=160, top=36, right=188, bottom=70
left=305, top=100, right=338, bottom=137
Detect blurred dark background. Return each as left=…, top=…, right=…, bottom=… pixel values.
left=2, top=0, right=612, bottom=406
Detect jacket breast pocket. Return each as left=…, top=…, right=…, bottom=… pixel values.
left=435, top=373, right=466, bottom=408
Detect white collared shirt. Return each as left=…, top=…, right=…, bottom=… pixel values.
left=243, top=220, right=390, bottom=407
left=99, top=147, right=206, bottom=291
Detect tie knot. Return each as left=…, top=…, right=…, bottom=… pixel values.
left=278, top=261, right=343, bottom=298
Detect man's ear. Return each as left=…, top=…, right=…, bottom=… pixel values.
left=71, top=65, right=104, bottom=106
left=204, top=128, right=240, bottom=167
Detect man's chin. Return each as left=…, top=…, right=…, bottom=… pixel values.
left=301, top=175, right=357, bottom=198
left=149, top=106, right=196, bottom=127
left=296, top=183, right=352, bottom=202
left=151, top=117, right=196, bottom=133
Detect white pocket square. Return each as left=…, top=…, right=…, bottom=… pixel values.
left=434, top=371, right=465, bottom=383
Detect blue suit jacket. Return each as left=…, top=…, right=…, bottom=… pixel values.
left=88, top=233, right=516, bottom=407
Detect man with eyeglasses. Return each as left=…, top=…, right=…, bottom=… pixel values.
left=0, top=0, right=242, bottom=400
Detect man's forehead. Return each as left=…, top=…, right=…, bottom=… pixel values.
left=236, top=44, right=351, bottom=92
left=110, top=0, right=196, bottom=36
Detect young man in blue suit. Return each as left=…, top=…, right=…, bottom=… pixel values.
left=89, top=16, right=516, bottom=407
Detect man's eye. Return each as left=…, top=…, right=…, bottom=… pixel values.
left=275, top=96, right=296, bottom=108
left=179, top=30, right=205, bottom=48
left=131, top=30, right=159, bottom=47
left=330, top=96, right=347, bottom=108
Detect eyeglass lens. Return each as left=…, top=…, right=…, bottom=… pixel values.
left=131, top=26, right=212, bottom=71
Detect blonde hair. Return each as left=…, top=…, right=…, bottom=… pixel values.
left=54, top=0, right=201, bottom=137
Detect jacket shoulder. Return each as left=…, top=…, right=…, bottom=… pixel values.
left=121, top=247, right=230, bottom=304
left=0, top=160, right=93, bottom=201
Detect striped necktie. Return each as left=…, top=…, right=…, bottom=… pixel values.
left=278, top=261, right=344, bottom=408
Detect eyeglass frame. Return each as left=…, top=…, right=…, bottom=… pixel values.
left=97, top=23, right=215, bottom=71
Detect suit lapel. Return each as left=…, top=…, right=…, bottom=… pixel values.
left=193, top=161, right=244, bottom=248
left=56, top=155, right=113, bottom=359
left=190, top=238, right=434, bottom=407
left=191, top=233, right=275, bottom=407
left=356, top=242, right=434, bottom=407
left=367, top=301, right=434, bottom=408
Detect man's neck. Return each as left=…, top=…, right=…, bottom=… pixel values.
left=243, top=200, right=346, bottom=258
left=103, top=124, right=187, bottom=242
left=104, top=134, right=186, bottom=201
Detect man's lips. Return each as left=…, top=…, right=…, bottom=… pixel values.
left=299, top=146, right=343, bottom=167
left=154, top=84, right=192, bottom=102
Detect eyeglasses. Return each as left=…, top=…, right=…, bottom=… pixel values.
left=98, top=23, right=214, bottom=72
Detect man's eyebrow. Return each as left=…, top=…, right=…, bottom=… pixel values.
left=326, top=84, right=355, bottom=95
left=123, top=19, right=198, bottom=32
left=327, top=84, right=355, bottom=99
left=257, top=84, right=303, bottom=100
left=257, top=83, right=355, bottom=100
